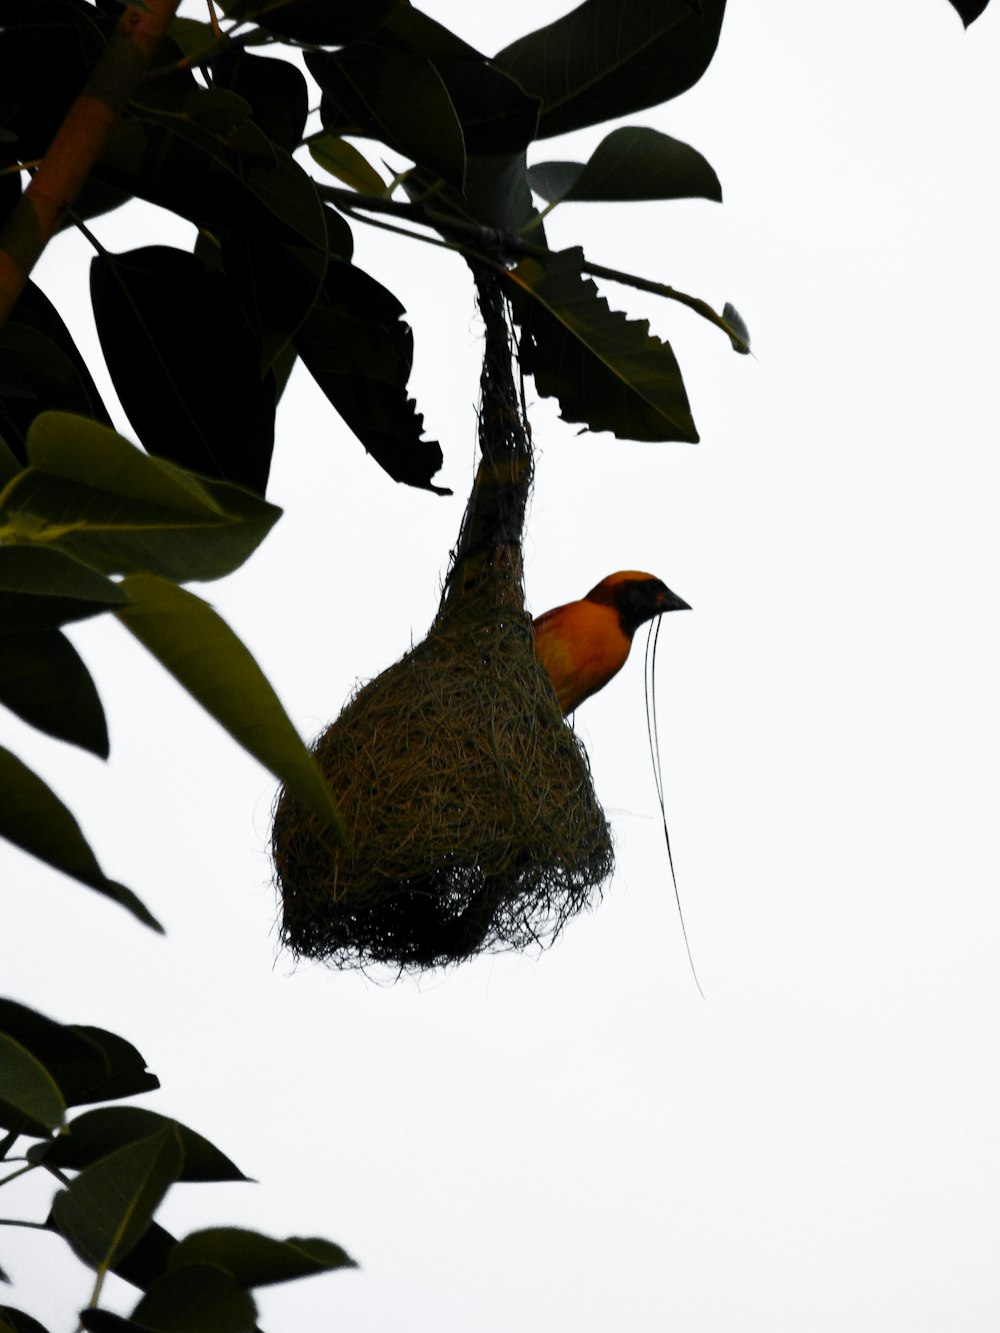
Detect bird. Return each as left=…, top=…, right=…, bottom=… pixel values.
left=532, top=571, right=690, bottom=714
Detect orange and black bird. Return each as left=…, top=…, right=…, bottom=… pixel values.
left=532, top=571, right=690, bottom=714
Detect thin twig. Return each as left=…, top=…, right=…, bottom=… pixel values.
left=0, top=1162, right=36, bottom=1189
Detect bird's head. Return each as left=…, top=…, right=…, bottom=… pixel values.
left=586, top=570, right=691, bottom=637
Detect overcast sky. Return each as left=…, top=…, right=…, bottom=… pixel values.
left=4, top=2, right=1000, bottom=1330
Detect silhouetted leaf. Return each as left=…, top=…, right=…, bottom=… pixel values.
left=131, top=1264, right=257, bottom=1332
left=65, top=1028, right=160, bottom=1106
left=463, top=150, right=541, bottom=235
left=722, top=301, right=750, bottom=354
left=527, top=127, right=721, bottom=204
left=0, top=1306, right=53, bottom=1333
left=0, top=1035, right=65, bottom=1131
left=170, top=1228, right=356, bottom=1286
left=0, top=546, right=127, bottom=633
left=0, top=1004, right=157, bottom=1124
left=294, top=261, right=447, bottom=493
left=366, top=6, right=540, bottom=155
left=93, top=97, right=326, bottom=253
left=32, top=1108, right=249, bottom=1182
left=309, top=134, right=387, bottom=195
left=8, top=414, right=281, bottom=582
left=0, top=629, right=108, bottom=757
left=0, top=281, right=111, bottom=461
left=213, top=230, right=328, bottom=374
left=496, top=0, right=726, bottom=139
left=0, top=437, right=21, bottom=486
left=220, top=0, right=400, bottom=44
left=0, top=1003, right=110, bottom=1115
left=114, top=575, right=346, bottom=841
left=0, top=746, right=161, bottom=931
left=78, top=1313, right=144, bottom=1333
left=212, top=48, right=308, bottom=153
left=90, top=248, right=276, bottom=493
left=946, top=0, right=990, bottom=23
left=0, top=2, right=108, bottom=160
left=505, top=247, right=697, bottom=441
left=110, top=1222, right=178, bottom=1294
left=52, top=1126, right=184, bottom=1271
left=308, top=47, right=466, bottom=188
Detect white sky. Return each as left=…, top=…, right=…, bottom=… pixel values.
left=4, top=1, right=1000, bottom=1329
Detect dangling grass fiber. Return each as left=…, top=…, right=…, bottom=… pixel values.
left=272, top=267, right=613, bottom=970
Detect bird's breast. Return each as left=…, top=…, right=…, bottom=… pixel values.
left=532, top=601, right=633, bottom=714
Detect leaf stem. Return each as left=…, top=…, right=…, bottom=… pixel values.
left=0, top=1162, right=37, bottom=1189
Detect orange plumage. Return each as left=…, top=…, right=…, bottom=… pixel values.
left=532, top=571, right=690, bottom=714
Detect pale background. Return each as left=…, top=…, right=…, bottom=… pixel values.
left=3, top=1, right=1000, bottom=1329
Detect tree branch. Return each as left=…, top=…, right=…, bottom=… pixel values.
left=0, top=0, right=181, bottom=327
left=318, top=184, right=750, bottom=352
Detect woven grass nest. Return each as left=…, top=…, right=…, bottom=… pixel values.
left=272, top=271, right=613, bottom=970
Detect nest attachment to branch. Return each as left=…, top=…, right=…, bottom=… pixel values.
left=272, top=269, right=613, bottom=970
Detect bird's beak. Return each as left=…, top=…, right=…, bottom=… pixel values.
left=659, top=587, right=691, bottom=613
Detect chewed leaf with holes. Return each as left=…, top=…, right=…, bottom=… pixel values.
left=505, top=248, right=697, bottom=443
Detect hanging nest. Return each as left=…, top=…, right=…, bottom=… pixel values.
left=272, top=268, right=613, bottom=970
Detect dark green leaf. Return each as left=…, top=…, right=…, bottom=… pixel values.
left=211, top=48, right=308, bottom=153
left=320, top=203, right=354, bottom=263
left=90, top=248, right=276, bottom=494
left=0, top=1036, right=65, bottom=1131
left=170, top=1228, right=356, bottom=1286
left=527, top=127, right=721, bottom=204
left=294, top=261, right=447, bottom=493
left=721, top=301, right=750, bottom=354
left=0, top=630, right=108, bottom=757
left=462, top=150, right=542, bottom=235
left=0, top=546, right=128, bottom=632
left=0, top=746, right=162, bottom=932
left=0, top=437, right=22, bottom=486
left=0, top=281, right=111, bottom=462
left=59, top=175, right=133, bottom=232
left=131, top=1264, right=257, bottom=1332
left=400, top=153, right=547, bottom=238
left=51, top=1126, right=184, bottom=1271
left=496, top=0, right=726, bottom=139
left=307, top=47, right=466, bottom=188
left=0, top=1003, right=109, bottom=1117
left=111, top=1221, right=178, bottom=1293
left=219, top=0, right=400, bottom=44
left=0, top=1306, right=54, bottom=1333
left=79, top=1313, right=144, bottom=1333
left=64, top=1028, right=160, bottom=1106
left=0, top=1004, right=157, bottom=1121
left=505, top=247, right=697, bottom=442
left=213, top=230, right=328, bottom=375
left=6, top=413, right=282, bottom=583
left=367, top=7, right=540, bottom=155
left=94, top=101, right=326, bottom=253
left=0, top=3, right=108, bottom=160
left=947, top=0, right=989, bottom=23
left=309, top=134, right=387, bottom=196
left=31, top=1108, right=248, bottom=1182
left=114, top=575, right=346, bottom=841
